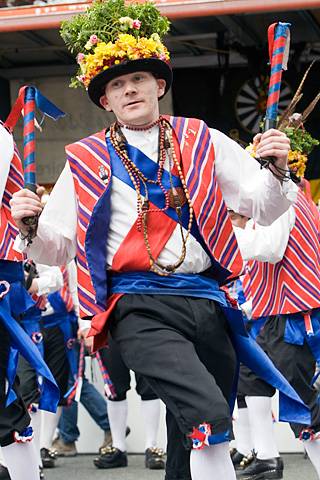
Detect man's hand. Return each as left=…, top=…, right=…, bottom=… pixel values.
left=10, top=186, right=45, bottom=236
left=253, top=129, right=290, bottom=181
left=78, top=328, right=93, bottom=351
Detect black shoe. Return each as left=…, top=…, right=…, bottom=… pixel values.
left=40, top=448, right=56, bottom=468
left=145, top=447, right=165, bottom=470
left=0, top=465, right=10, bottom=480
left=93, top=446, right=128, bottom=469
left=230, top=448, right=246, bottom=470
left=39, top=467, right=45, bottom=479
left=238, top=456, right=284, bottom=479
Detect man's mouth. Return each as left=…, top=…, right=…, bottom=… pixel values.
left=125, top=100, right=143, bottom=107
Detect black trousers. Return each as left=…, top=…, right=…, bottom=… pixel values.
left=18, top=325, right=70, bottom=406
left=0, top=322, right=30, bottom=446
left=99, top=335, right=158, bottom=401
left=238, top=315, right=320, bottom=437
left=110, top=295, right=237, bottom=454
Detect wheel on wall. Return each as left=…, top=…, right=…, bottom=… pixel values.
left=235, top=75, right=292, bottom=134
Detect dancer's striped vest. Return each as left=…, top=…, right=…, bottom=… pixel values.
left=0, top=143, right=24, bottom=261
left=66, top=116, right=244, bottom=318
left=244, top=190, right=320, bottom=318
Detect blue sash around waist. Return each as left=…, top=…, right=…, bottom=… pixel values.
left=110, top=271, right=311, bottom=426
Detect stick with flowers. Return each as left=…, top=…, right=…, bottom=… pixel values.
left=247, top=62, right=320, bottom=180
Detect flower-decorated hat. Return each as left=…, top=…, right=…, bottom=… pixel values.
left=60, top=0, right=172, bottom=108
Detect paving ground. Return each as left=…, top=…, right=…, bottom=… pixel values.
left=45, top=453, right=317, bottom=480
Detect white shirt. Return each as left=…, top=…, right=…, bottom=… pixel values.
left=35, top=263, right=64, bottom=296
left=233, top=206, right=296, bottom=264
left=14, top=126, right=298, bottom=269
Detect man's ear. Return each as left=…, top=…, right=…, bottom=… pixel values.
left=157, top=78, right=166, bottom=98
left=100, top=94, right=112, bottom=111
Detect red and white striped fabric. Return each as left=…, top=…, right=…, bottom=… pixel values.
left=245, top=190, right=320, bottom=318
left=59, top=265, right=74, bottom=312
left=0, top=139, right=24, bottom=262
left=65, top=116, right=244, bottom=319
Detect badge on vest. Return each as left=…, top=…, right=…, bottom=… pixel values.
left=98, top=166, right=109, bottom=185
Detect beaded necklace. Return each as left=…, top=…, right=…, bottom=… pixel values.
left=109, top=116, right=194, bottom=276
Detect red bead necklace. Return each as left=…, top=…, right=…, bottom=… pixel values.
left=116, top=118, right=162, bottom=131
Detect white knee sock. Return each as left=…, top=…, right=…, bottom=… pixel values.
left=234, top=407, right=253, bottom=456
left=40, top=406, right=62, bottom=450
left=246, top=396, right=279, bottom=459
left=30, top=407, right=42, bottom=467
left=190, top=442, right=236, bottom=480
left=2, top=441, right=39, bottom=480
left=141, top=399, right=160, bottom=450
left=107, top=399, right=128, bottom=452
left=304, top=439, right=320, bottom=479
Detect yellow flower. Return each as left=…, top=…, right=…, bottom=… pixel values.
left=117, top=34, right=137, bottom=49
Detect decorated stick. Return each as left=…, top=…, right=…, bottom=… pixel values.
left=23, top=87, right=37, bottom=193
left=5, top=85, right=65, bottom=243
left=265, top=22, right=291, bottom=131
left=94, top=351, right=116, bottom=399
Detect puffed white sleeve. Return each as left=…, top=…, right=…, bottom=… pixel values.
left=35, top=264, right=64, bottom=295
left=211, top=129, right=298, bottom=225
left=233, top=207, right=295, bottom=263
left=14, top=162, right=77, bottom=266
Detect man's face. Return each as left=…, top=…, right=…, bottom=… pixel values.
left=99, top=71, right=166, bottom=126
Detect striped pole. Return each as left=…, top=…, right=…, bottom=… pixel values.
left=23, top=86, right=37, bottom=192
left=265, top=22, right=291, bottom=130
left=94, top=351, right=116, bottom=399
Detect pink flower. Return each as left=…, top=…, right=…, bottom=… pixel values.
left=77, top=74, right=86, bottom=84
left=77, top=53, right=85, bottom=63
left=89, top=34, right=99, bottom=45
left=132, top=19, right=141, bottom=30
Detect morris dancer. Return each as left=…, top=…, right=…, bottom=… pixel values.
left=94, top=335, right=165, bottom=470
left=18, top=260, right=78, bottom=470
left=0, top=122, right=59, bottom=480
left=11, top=2, right=308, bottom=479
left=232, top=176, right=320, bottom=479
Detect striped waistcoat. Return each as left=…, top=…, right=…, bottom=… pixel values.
left=0, top=141, right=24, bottom=261
left=66, top=116, right=243, bottom=319
left=244, top=190, right=320, bottom=318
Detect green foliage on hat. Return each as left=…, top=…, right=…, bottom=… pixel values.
left=60, top=0, right=170, bottom=55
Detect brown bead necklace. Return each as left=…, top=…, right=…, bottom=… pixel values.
left=109, top=116, right=194, bottom=276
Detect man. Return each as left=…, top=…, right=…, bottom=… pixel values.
left=10, top=1, right=300, bottom=479
left=232, top=185, right=320, bottom=480
left=0, top=122, right=48, bottom=480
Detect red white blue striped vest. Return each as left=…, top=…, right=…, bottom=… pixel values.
left=65, top=117, right=243, bottom=319
left=244, top=190, right=320, bottom=318
left=0, top=143, right=24, bottom=261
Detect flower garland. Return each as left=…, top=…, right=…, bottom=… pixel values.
left=76, top=30, right=170, bottom=88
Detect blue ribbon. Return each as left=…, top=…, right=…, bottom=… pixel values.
left=34, top=87, right=66, bottom=121
left=0, top=284, right=59, bottom=412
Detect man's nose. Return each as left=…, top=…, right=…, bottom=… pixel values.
left=124, top=82, right=137, bottom=95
